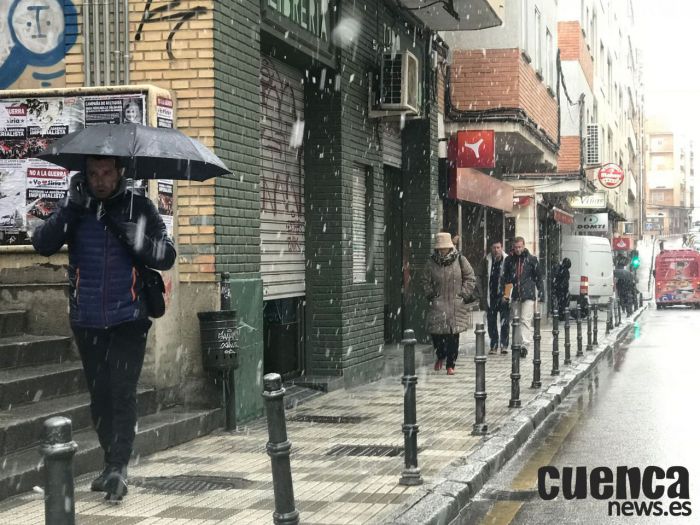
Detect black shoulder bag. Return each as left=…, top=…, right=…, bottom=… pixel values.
left=102, top=215, right=166, bottom=319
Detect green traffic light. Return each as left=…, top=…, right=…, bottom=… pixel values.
left=631, top=258, right=640, bottom=269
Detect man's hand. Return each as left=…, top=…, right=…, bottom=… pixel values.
left=118, top=218, right=146, bottom=252
left=67, top=174, right=88, bottom=210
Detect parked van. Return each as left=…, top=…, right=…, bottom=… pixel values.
left=560, top=235, right=615, bottom=307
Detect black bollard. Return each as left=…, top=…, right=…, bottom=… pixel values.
left=586, top=305, right=593, bottom=352
left=593, top=304, right=599, bottom=346
left=606, top=298, right=613, bottom=335
left=551, top=309, right=560, bottom=376
left=563, top=307, right=572, bottom=365
left=40, top=416, right=78, bottom=525
left=400, top=330, right=423, bottom=485
left=220, top=272, right=231, bottom=310
left=472, top=324, right=488, bottom=435
left=263, top=373, right=300, bottom=525
left=616, top=298, right=622, bottom=326
left=531, top=313, right=542, bottom=388
left=575, top=306, right=584, bottom=357
left=509, top=317, right=522, bottom=408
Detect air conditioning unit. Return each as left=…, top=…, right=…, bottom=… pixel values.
left=379, top=51, right=419, bottom=114
left=585, top=124, right=602, bottom=166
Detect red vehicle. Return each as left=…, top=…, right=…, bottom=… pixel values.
left=654, top=249, right=700, bottom=309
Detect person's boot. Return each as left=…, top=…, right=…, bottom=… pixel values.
left=90, top=465, right=111, bottom=492
left=104, top=465, right=128, bottom=503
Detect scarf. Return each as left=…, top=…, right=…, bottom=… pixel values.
left=431, top=249, right=460, bottom=266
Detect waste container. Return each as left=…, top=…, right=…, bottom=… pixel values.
left=197, top=310, right=239, bottom=371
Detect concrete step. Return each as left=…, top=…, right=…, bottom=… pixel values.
left=0, top=406, right=223, bottom=501
left=0, top=362, right=86, bottom=410
left=0, top=388, right=157, bottom=457
left=282, top=384, right=324, bottom=410
left=0, top=311, right=25, bottom=337
left=0, top=334, right=72, bottom=369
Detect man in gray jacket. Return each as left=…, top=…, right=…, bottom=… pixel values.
left=476, top=241, right=509, bottom=354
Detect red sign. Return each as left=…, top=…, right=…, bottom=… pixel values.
left=448, top=130, right=495, bottom=169
left=612, top=237, right=631, bottom=251
left=598, top=163, right=624, bottom=189
left=552, top=207, right=574, bottom=225
left=448, top=168, right=513, bottom=212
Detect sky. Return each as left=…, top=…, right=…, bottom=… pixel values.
left=638, top=1, right=700, bottom=216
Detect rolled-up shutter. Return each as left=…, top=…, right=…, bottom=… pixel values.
left=382, top=121, right=402, bottom=168
left=260, top=56, right=305, bottom=300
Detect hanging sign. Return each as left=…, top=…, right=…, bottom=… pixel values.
left=598, top=163, right=624, bottom=189
left=574, top=213, right=608, bottom=233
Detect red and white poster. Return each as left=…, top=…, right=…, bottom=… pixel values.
left=598, top=163, right=624, bottom=189
left=448, top=130, right=495, bottom=169
left=156, top=97, right=174, bottom=129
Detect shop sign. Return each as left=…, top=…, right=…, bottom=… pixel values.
left=263, top=0, right=332, bottom=56
left=447, top=130, right=495, bottom=169
left=612, top=237, right=631, bottom=251
left=598, top=163, right=624, bottom=189
left=567, top=192, right=607, bottom=209
left=574, top=213, right=608, bottom=233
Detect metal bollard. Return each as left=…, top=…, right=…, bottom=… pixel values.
left=586, top=306, right=593, bottom=352
left=633, top=293, right=639, bottom=311
left=531, top=313, right=542, bottom=388
left=575, top=306, right=584, bottom=357
left=616, top=298, right=622, bottom=326
left=639, top=291, right=644, bottom=309
left=593, top=304, right=599, bottom=346
left=563, top=307, right=572, bottom=365
left=40, top=417, right=78, bottom=525
left=400, top=330, right=423, bottom=485
left=263, top=374, right=300, bottom=525
left=472, top=324, right=488, bottom=435
left=606, top=298, right=614, bottom=335
left=551, top=309, right=560, bottom=376
left=509, top=317, right=522, bottom=408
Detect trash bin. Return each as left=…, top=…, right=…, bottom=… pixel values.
left=197, top=310, right=239, bottom=372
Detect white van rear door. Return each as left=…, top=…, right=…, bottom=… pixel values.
left=589, top=249, right=614, bottom=297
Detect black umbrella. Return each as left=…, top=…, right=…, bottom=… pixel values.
left=36, top=123, right=230, bottom=181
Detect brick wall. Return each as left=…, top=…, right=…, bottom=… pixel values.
left=450, top=49, right=558, bottom=144
left=558, top=136, right=581, bottom=172
left=65, top=1, right=217, bottom=283
left=558, top=21, right=593, bottom=90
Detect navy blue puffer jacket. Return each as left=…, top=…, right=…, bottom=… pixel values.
left=32, top=177, right=176, bottom=328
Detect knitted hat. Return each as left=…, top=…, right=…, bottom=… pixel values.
left=435, top=232, right=454, bottom=250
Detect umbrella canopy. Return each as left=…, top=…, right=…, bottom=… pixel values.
left=36, top=123, right=230, bottom=181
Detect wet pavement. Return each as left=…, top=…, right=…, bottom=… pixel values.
left=0, top=306, right=635, bottom=524
left=464, top=305, right=700, bottom=525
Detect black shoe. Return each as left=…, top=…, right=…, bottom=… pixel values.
left=104, top=467, right=128, bottom=503
left=90, top=466, right=111, bottom=492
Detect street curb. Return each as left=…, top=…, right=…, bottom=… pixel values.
left=383, top=305, right=648, bottom=525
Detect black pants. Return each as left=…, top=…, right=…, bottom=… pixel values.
left=73, top=318, right=151, bottom=467
left=486, top=300, right=510, bottom=350
left=431, top=334, right=460, bottom=368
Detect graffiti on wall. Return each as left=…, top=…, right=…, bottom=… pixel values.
left=135, top=0, right=208, bottom=60
left=0, top=0, right=77, bottom=89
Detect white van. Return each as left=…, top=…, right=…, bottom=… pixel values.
left=560, top=235, right=615, bottom=305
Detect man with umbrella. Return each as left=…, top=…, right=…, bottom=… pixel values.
left=31, top=154, right=176, bottom=502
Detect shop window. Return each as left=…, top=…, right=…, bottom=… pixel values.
left=352, top=166, right=372, bottom=283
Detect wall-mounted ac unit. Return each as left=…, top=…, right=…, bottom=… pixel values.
left=585, top=124, right=602, bottom=166
left=379, top=51, right=419, bottom=114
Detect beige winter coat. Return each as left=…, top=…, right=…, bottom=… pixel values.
left=422, top=251, right=477, bottom=334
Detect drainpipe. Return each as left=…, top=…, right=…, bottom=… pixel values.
left=92, top=0, right=101, bottom=85
left=123, top=0, right=130, bottom=84
left=114, top=0, right=120, bottom=84
left=82, top=0, right=91, bottom=85
left=103, top=0, right=111, bottom=85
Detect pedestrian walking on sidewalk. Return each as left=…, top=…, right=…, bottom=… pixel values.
left=422, top=232, right=476, bottom=375
left=31, top=155, right=176, bottom=502
left=476, top=241, right=509, bottom=355
left=614, top=260, right=636, bottom=315
left=501, top=237, right=544, bottom=357
left=553, top=257, right=571, bottom=320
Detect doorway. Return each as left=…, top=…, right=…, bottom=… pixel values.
left=384, top=166, right=404, bottom=343
left=263, top=297, right=305, bottom=380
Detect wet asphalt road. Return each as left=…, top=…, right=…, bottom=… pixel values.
left=463, top=305, right=700, bottom=525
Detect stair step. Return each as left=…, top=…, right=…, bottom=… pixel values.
left=283, top=384, right=324, bottom=410
left=0, top=311, right=25, bottom=337
left=0, top=362, right=86, bottom=410
left=0, top=406, right=223, bottom=501
left=0, top=388, right=157, bottom=457
left=0, top=334, right=72, bottom=369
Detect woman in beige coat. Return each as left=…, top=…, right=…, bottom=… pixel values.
left=422, top=232, right=476, bottom=375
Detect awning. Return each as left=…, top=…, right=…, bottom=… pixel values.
left=448, top=167, right=513, bottom=212
left=552, top=207, right=574, bottom=225
left=396, top=0, right=503, bottom=31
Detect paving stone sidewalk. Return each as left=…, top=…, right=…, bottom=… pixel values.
left=0, top=309, right=630, bottom=525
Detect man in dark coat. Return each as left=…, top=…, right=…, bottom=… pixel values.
left=32, top=156, right=175, bottom=501
left=501, top=236, right=544, bottom=356
left=553, top=258, right=572, bottom=319
left=614, top=261, right=637, bottom=315
left=475, top=241, right=509, bottom=354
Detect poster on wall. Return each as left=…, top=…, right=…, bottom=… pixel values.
left=157, top=180, right=173, bottom=236
left=0, top=159, right=26, bottom=238
left=84, top=95, right=146, bottom=126
left=25, top=160, right=73, bottom=232
left=156, top=97, right=174, bottom=128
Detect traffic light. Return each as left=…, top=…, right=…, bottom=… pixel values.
left=630, top=249, right=640, bottom=270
